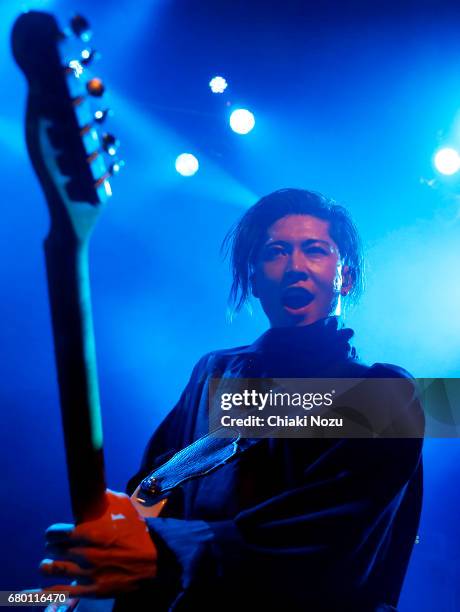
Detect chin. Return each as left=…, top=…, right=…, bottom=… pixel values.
left=288, top=305, right=334, bottom=326
left=269, top=308, right=318, bottom=328
left=294, top=313, right=322, bottom=326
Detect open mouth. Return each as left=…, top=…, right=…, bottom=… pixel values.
left=281, top=287, right=314, bottom=310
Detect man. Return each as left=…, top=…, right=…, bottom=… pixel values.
left=41, top=189, right=423, bottom=611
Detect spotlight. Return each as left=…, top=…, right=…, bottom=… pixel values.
left=229, top=108, right=255, bottom=135
left=209, top=76, right=228, bottom=94
left=175, top=153, right=199, bottom=177
left=433, top=147, right=460, bottom=176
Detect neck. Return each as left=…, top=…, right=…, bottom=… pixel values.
left=269, top=313, right=340, bottom=329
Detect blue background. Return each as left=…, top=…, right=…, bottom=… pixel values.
left=1, top=0, right=459, bottom=608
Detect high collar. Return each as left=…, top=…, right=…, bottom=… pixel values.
left=249, top=316, right=355, bottom=357
left=219, top=316, right=357, bottom=378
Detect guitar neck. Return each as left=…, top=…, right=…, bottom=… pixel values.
left=44, top=228, right=107, bottom=523
left=11, top=9, right=118, bottom=524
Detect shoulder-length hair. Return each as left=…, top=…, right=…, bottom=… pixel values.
left=222, top=188, right=365, bottom=313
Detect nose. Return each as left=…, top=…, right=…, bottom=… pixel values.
left=284, top=248, right=309, bottom=283
left=289, top=247, right=307, bottom=271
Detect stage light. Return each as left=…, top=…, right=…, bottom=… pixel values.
left=433, top=147, right=460, bottom=175
left=175, top=153, right=199, bottom=177
left=229, top=109, right=255, bottom=134
left=209, top=76, right=228, bottom=94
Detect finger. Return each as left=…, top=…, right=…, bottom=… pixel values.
left=65, top=547, right=117, bottom=567
left=46, top=538, right=90, bottom=555
left=46, top=524, right=97, bottom=548
left=51, top=546, right=126, bottom=569
left=40, top=559, right=92, bottom=579
left=45, top=523, right=79, bottom=544
left=43, top=547, right=94, bottom=569
left=42, top=584, right=99, bottom=598
left=42, top=543, right=111, bottom=569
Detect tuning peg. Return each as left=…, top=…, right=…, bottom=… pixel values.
left=94, top=160, right=125, bottom=191
left=81, top=48, right=98, bottom=66
left=109, top=160, right=125, bottom=175
left=94, top=109, right=111, bottom=123
left=66, top=60, right=84, bottom=78
left=70, top=15, right=92, bottom=42
left=87, top=77, right=105, bottom=97
left=102, top=133, right=119, bottom=156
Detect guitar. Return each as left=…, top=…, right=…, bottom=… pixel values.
left=11, top=10, right=164, bottom=610
left=11, top=15, right=253, bottom=610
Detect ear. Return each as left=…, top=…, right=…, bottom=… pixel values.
left=340, top=265, right=354, bottom=296
left=250, top=272, right=259, bottom=298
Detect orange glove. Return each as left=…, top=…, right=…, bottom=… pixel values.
left=39, top=490, right=158, bottom=598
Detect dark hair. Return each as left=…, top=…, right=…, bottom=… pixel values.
left=222, top=188, right=364, bottom=313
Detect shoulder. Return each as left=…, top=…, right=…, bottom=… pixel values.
left=340, top=356, right=415, bottom=379
left=188, top=345, right=251, bottom=379
left=368, top=362, right=415, bottom=380
left=339, top=358, right=422, bottom=423
left=364, top=362, right=424, bottom=438
left=331, top=356, right=414, bottom=379
left=353, top=360, right=419, bottom=405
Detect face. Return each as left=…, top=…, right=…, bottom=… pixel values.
left=251, top=214, right=353, bottom=327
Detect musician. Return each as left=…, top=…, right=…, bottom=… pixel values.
left=41, top=189, right=423, bottom=611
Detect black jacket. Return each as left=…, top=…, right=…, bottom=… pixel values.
left=123, top=317, right=423, bottom=611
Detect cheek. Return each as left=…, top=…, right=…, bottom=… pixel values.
left=259, top=261, right=285, bottom=282
left=314, top=261, right=342, bottom=291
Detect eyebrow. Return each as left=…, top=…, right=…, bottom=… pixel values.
left=264, top=238, right=333, bottom=247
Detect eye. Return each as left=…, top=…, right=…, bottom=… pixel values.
left=306, top=246, right=328, bottom=256
left=263, top=245, right=287, bottom=260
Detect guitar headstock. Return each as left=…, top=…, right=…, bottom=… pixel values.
left=11, top=11, right=122, bottom=242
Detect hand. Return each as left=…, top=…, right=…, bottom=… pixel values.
left=40, top=489, right=158, bottom=598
